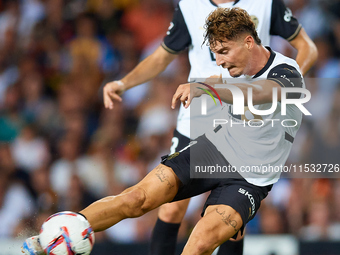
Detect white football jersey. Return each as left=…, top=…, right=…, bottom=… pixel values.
left=205, top=48, right=304, bottom=186
left=162, top=0, right=301, bottom=139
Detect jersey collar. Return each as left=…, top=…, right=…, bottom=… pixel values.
left=209, top=0, right=240, bottom=7
left=252, top=46, right=276, bottom=79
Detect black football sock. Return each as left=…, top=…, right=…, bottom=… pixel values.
left=217, top=238, right=244, bottom=255
left=149, top=218, right=181, bottom=255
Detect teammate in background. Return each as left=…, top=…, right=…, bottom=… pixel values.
left=22, top=7, right=307, bottom=255
left=103, top=1, right=317, bottom=255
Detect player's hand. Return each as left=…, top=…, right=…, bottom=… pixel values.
left=171, top=83, right=205, bottom=109
left=103, top=80, right=125, bottom=109
left=171, top=74, right=223, bottom=109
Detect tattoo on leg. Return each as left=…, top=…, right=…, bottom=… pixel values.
left=215, top=208, right=238, bottom=233
left=154, top=165, right=174, bottom=190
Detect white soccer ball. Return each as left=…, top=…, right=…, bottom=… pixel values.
left=39, top=211, right=95, bottom=255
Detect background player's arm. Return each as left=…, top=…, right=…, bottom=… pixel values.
left=270, top=0, right=318, bottom=76
left=103, top=46, right=177, bottom=109
left=288, top=28, right=318, bottom=76
left=104, top=3, right=190, bottom=109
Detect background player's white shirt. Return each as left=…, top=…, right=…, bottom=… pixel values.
left=162, top=0, right=301, bottom=139
left=205, top=49, right=304, bottom=186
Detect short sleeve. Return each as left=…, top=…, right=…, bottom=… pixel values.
left=270, top=0, right=302, bottom=41
left=267, top=64, right=303, bottom=99
left=162, top=4, right=192, bottom=54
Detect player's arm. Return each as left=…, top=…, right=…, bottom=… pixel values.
left=171, top=64, right=303, bottom=108
left=216, top=80, right=281, bottom=105
left=270, top=0, right=318, bottom=76
left=288, top=28, right=318, bottom=76
left=214, top=64, right=303, bottom=105
left=104, top=4, right=191, bottom=109
left=171, top=80, right=281, bottom=109
left=103, top=46, right=177, bottom=109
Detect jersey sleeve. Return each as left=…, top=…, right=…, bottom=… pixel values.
left=270, top=0, right=302, bottom=41
left=161, top=4, right=192, bottom=54
left=267, top=64, right=303, bottom=99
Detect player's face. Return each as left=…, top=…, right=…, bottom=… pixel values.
left=210, top=37, right=251, bottom=77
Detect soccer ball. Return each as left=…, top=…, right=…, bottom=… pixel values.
left=39, top=211, right=95, bottom=255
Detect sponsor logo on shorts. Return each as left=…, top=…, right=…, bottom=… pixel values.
left=238, top=188, right=256, bottom=217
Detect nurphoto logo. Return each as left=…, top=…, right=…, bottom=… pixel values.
left=200, top=84, right=311, bottom=116
left=198, top=83, right=311, bottom=128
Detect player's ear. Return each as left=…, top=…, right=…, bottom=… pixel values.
left=244, top=35, right=254, bottom=50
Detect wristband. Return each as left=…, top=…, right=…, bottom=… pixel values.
left=116, top=80, right=125, bottom=91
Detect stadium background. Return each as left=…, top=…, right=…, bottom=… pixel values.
left=0, top=0, right=339, bottom=254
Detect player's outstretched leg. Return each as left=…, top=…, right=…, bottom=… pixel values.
left=181, top=204, right=243, bottom=255
left=80, top=164, right=181, bottom=231
left=150, top=199, right=190, bottom=255
left=22, top=164, right=181, bottom=254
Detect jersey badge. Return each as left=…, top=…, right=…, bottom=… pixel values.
left=284, top=8, right=292, bottom=22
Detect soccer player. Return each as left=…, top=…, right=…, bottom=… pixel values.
left=23, top=7, right=307, bottom=255
left=103, top=1, right=317, bottom=255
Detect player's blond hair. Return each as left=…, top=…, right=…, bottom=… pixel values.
left=204, top=7, right=262, bottom=47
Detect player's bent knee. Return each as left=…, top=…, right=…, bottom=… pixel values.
left=159, top=202, right=187, bottom=223
left=121, top=187, right=149, bottom=218
left=192, top=239, right=218, bottom=255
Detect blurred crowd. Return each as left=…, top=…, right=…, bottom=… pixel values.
left=0, top=0, right=340, bottom=245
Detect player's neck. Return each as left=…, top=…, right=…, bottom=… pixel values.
left=212, top=0, right=235, bottom=4
left=247, top=45, right=271, bottom=76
